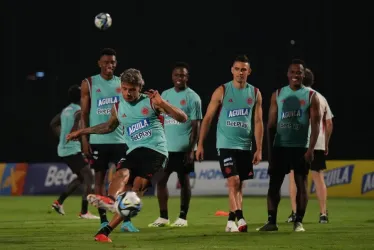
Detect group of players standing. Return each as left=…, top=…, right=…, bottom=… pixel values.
left=49, top=48, right=334, bottom=243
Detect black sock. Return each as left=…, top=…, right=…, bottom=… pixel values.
left=228, top=211, right=236, bottom=221
left=123, top=216, right=131, bottom=222
left=179, top=205, right=189, bottom=220
left=268, top=210, right=277, bottom=224
left=235, top=209, right=244, bottom=220
left=108, top=195, right=116, bottom=202
left=295, top=209, right=305, bottom=223
left=81, top=200, right=88, bottom=214
left=57, top=178, right=81, bottom=204
left=97, top=225, right=113, bottom=236
left=160, top=210, right=168, bottom=220
left=98, top=209, right=108, bottom=224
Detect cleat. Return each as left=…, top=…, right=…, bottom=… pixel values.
left=225, top=220, right=239, bottom=232
left=79, top=212, right=100, bottom=219
left=51, top=201, right=65, bottom=215
left=256, top=221, right=278, bottom=231
left=94, top=233, right=112, bottom=243
left=171, top=218, right=188, bottom=227
left=148, top=217, right=170, bottom=227
left=293, top=222, right=305, bottom=232
left=319, top=213, right=329, bottom=224
left=87, top=194, right=116, bottom=213
left=237, top=219, right=247, bottom=232
left=120, top=221, right=139, bottom=232
left=286, top=211, right=296, bottom=223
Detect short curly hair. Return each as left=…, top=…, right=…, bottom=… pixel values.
left=120, top=68, right=145, bottom=88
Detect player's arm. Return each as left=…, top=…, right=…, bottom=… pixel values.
left=254, top=91, right=264, bottom=152
left=308, top=93, right=321, bottom=151
left=324, top=100, right=334, bottom=152
left=267, top=92, right=278, bottom=163
left=188, top=97, right=203, bottom=152
left=80, top=106, right=119, bottom=135
left=154, top=99, right=188, bottom=123
left=50, top=112, right=61, bottom=137
left=198, top=86, right=223, bottom=147
left=80, top=80, right=91, bottom=141
left=72, top=110, right=82, bottom=131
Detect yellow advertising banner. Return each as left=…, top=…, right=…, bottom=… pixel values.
left=308, top=161, right=374, bottom=198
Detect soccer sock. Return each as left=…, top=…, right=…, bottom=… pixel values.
left=179, top=204, right=189, bottom=220
left=228, top=211, right=236, bottom=221
left=160, top=210, right=168, bottom=220
left=123, top=216, right=131, bottom=222
left=98, top=209, right=108, bottom=224
left=98, top=225, right=113, bottom=236
left=57, top=178, right=81, bottom=204
left=295, top=209, right=305, bottom=223
left=268, top=210, right=277, bottom=224
left=81, top=200, right=88, bottom=214
left=235, top=209, right=244, bottom=220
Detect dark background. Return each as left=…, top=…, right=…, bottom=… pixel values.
left=0, top=1, right=370, bottom=162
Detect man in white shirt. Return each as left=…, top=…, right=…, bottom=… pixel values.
left=286, top=68, right=334, bottom=224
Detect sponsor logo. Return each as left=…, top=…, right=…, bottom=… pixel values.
left=226, top=120, right=248, bottom=129
left=127, top=119, right=150, bottom=136
left=281, top=109, right=302, bottom=119
left=227, top=108, right=249, bottom=118
left=362, top=172, right=374, bottom=194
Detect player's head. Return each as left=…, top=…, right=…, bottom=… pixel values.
left=98, top=48, right=117, bottom=77
left=68, top=85, right=81, bottom=104
left=303, top=68, right=314, bottom=87
left=172, top=62, right=189, bottom=90
left=120, top=68, right=145, bottom=102
left=231, top=55, right=251, bottom=84
left=287, top=59, right=306, bottom=87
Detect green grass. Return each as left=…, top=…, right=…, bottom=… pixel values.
left=0, top=196, right=374, bottom=249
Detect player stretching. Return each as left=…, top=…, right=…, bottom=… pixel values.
left=257, top=59, right=321, bottom=232
left=80, top=48, right=132, bottom=231
left=196, top=55, right=264, bottom=232
left=67, top=68, right=187, bottom=242
left=50, top=85, right=98, bottom=219
left=149, top=62, right=202, bottom=228
left=286, top=68, right=333, bottom=224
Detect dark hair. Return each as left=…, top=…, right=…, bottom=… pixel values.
left=290, top=58, right=306, bottom=68
left=172, top=61, right=190, bottom=72
left=68, top=85, right=81, bottom=103
left=120, top=68, right=145, bottom=88
left=100, top=48, right=116, bottom=58
left=234, top=55, right=250, bottom=65
left=303, top=68, right=314, bottom=87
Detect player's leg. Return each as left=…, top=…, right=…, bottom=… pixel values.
left=310, top=150, right=328, bottom=223
left=172, top=171, right=191, bottom=227
left=291, top=147, right=310, bottom=232
left=148, top=170, right=171, bottom=227
left=257, top=147, right=287, bottom=231
left=52, top=154, right=84, bottom=215
left=89, top=144, right=110, bottom=226
left=218, top=149, right=242, bottom=232
left=286, top=170, right=297, bottom=223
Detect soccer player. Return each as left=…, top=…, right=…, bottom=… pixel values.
left=148, top=62, right=202, bottom=228
left=50, top=85, right=98, bottom=219
left=66, top=68, right=187, bottom=242
left=286, top=68, right=333, bottom=224
left=196, top=55, right=264, bottom=232
left=257, top=59, right=321, bottom=232
left=80, top=48, right=130, bottom=230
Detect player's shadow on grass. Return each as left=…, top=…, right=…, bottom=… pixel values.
left=366, top=219, right=374, bottom=223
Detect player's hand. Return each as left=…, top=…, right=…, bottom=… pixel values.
left=304, top=149, right=314, bottom=163
left=195, top=145, right=204, bottom=162
left=144, top=89, right=163, bottom=106
left=185, top=151, right=195, bottom=165
left=81, top=136, right=92, bottom=158
left=252, top=150, right=262, bottom=165
left=324, top=146, right=329, bottom=156
left=66, top=130, right=82, bottom=142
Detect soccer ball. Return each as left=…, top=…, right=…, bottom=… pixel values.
left=94, top=13, right=112, bottom=30
left=115, top=191, right=142, bottom=218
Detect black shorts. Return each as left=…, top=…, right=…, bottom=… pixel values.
left=61, top=153, right=87, bottom=174
left=116, top=147, right=167, bottom=181
left=217, top=149, right=254, bottom=181
left=90, top=144, right=127, bottom=172
left=164, top=152, right=194, bottom=175
left=310, top=150, right=327, bottom=172
left=269, top=147, right=310, bottom=176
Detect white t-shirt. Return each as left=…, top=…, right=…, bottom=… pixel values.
left=307, top=87, right=334, bottom=151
